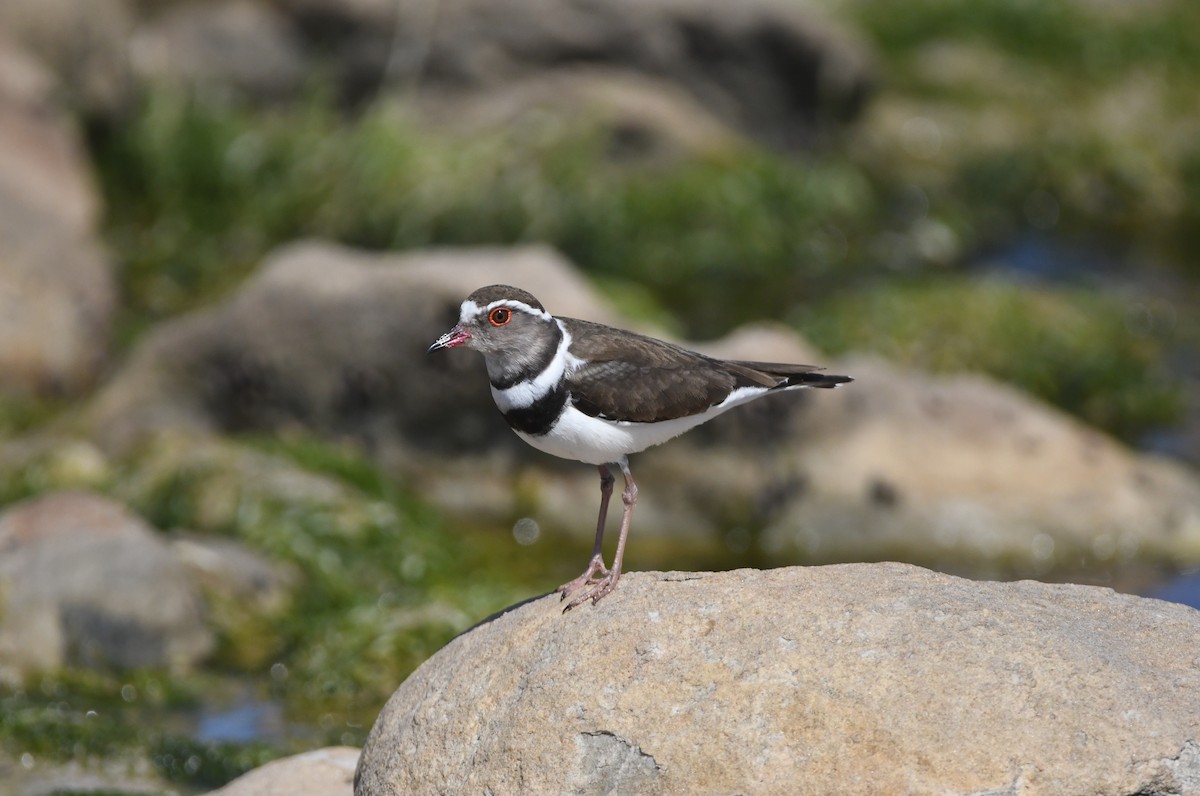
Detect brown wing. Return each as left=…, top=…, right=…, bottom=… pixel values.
left=561, top=319, right=778, bottom=423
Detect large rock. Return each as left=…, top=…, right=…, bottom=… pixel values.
left=0, top=491, right=213, bottom=681
left=209, top=747, right=359, bottom=796
left=355, top=564, right=1200, bottom=796
left=278, top=0, right=872, bottom=149
left=85, top=242, right=1200, bottom=576
left=0, top=36, right=116, bottom=396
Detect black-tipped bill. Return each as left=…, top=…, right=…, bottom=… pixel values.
left=428, top=325, right=471, bottom=353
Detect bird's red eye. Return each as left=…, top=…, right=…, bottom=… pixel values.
left=489, top=307, right=512, bottom=326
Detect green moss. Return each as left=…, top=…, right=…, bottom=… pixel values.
left=797, top=278, right=1184, bottom=441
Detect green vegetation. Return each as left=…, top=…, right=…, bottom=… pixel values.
left=92, top=91, right=887, bottom=342
left=849, top=0, right=1200, bottom=75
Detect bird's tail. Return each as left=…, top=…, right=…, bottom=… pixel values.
left=728, top=360, right=852, bottom=390
left=782, top=371, right=853, bottom=389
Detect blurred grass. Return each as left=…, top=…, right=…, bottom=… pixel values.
left=91, top=90, right=886, bottom=345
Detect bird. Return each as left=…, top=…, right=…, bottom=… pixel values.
left=429, top=285, right=852, bottom=610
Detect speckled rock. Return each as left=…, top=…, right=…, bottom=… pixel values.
left=355, top=564, right=1200, bottom=796
left=208, top=747, right=359, bottom=796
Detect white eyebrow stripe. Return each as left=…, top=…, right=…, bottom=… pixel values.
left=458, top=298, right=553, bottom=325
left=491, top=319, right=579, bottom=411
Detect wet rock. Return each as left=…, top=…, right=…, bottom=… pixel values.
left=0, top=491, right=212, bottom=681
left=210, top=746, right=359, bottom=796
left=355, top=564, right=1200, bottom=796
left=277, top=0, right=873, bottom=149
left=0, top=36, right=116, bottom=397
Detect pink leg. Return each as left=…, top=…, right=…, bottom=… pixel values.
left=556, top=465, right=613, bottom=599
left=564, top=461, right=637, bottom=611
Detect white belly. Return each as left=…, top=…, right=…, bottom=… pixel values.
left=514, top=386, right=772, bottom=465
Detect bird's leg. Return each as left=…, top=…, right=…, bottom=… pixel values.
left=564, top=461, right=637, bottom=611
left=556, top=465, right=614, bottom=599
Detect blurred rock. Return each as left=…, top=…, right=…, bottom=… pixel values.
left=171, top=533, right=299, bottom=669
left=85, top=242, right=1200, bottom=575
left=0, top=196, right=116, bottom=397
left=356, top=564, right=1200, bottom=795
left=87, top=241, right=616, bottom=455
left=418, top=66, right=743, bottom=164
left=130, top=0, right=307, bottom=104
left=0, top=0, right=134, bottom=117
left=0, top=491, right=213, bottom=681
left=277, top=0, right=873, bottom=149
left=209, top=746, right=359, bottom=796
left=171, top=534, right=297, bottom=617
left=0, top=36, right=116, bottom=397
left=758, top=357, right=1200, bottom=572
left=0, top=36, right=100, bottom=234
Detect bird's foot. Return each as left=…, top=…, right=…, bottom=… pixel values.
left=561, top=568, right=622, bottom=612
left=556, top=555, right=609, bottom=601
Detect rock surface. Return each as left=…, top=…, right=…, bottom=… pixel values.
left=209, top=747, right=359, bottom=796
left=355, top=564, right=1200, bottom=796
left=0, top=491, right=212, bottom=681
